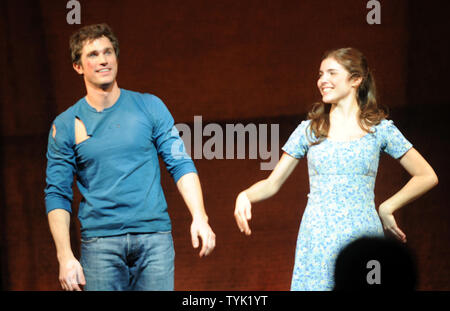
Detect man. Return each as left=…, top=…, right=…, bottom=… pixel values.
left=45, top=23, right=216, bottom=291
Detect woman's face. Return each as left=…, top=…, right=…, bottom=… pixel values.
left=317, top=57, right=359, bottom=104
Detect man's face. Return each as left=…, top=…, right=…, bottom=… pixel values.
left=73, top=36, right=118, bottom=89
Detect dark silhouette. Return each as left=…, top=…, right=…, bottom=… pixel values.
left=334, top=236, right=417, bottom=290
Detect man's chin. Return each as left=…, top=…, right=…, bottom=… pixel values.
left=96, top=80, right=116, bottom=91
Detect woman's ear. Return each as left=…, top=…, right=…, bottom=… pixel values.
left=352, top=76, right=363, bottom=88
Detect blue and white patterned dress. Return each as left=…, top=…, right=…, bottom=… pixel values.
left=282, top=119, right=413, bottom=291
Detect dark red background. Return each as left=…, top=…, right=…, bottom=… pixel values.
left=1, top=0, right=448, bottom=290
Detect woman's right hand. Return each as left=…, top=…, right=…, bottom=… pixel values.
left=233, top=153, right=300, bottom=236
left=234, top=191, right=253, bottom=235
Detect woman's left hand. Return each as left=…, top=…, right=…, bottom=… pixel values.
left=378, top=205, right=407, bottom=243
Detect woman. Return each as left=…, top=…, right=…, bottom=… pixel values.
left=234, top=47, right=438, bottom=290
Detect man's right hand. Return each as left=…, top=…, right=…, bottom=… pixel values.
left=59, top=257, right=86, bottom=291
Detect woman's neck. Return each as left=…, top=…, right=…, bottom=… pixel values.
left=330, top=96, right=360, bottom=122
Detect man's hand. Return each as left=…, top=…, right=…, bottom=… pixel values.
left=190, top=217, right=216, bottom=257
left=59, top=257, right=86, bottom=291
left=176, top=173, right=216, bottom=257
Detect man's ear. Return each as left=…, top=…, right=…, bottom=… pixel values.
left=73, top=62, right=84, bottom=75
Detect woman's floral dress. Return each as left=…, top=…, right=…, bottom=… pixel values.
left=282, top=119, right=412, bottom=290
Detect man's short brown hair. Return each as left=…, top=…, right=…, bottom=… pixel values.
left=69, top=23, right=120, bottom=65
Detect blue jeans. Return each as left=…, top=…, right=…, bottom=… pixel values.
left=80, top=232, right=175, bottom=291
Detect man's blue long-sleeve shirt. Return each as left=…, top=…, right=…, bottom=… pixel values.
left=45, top=89, right=196, bottom=238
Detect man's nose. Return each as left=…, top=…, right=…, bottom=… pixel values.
left=99, top=53, right=108, bottom=65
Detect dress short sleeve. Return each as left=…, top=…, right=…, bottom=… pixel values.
left=282, top=120, right=313, bottom=159
left=377, top=119, right=413, bottom=159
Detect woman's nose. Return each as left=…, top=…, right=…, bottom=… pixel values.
left=318, top=75, right=326, bottom=86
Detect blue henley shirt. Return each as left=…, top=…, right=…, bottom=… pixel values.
left=44, top=89, right=196, bottom=238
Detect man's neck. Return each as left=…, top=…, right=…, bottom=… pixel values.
left=84, top=81, right=121, bottom=112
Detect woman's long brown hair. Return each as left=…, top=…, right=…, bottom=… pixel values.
left=307, top=47, right=388, bottom=145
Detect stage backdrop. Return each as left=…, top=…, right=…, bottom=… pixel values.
left=1, top=0, right=448, bottom=290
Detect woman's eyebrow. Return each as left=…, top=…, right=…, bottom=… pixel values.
left=319, top=68, right=340, bottom=73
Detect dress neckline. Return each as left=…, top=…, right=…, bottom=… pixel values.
left=325, top=131, right=371, bottom=143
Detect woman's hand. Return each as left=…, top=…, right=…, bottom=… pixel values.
left=234, top=192, right=253, bottom=235
left=378, top=204, right=407, bottom=243
left=233, top=153, right=300, bottom=236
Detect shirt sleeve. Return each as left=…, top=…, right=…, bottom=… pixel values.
left=377, top=119, right=413, bottom=159
left=44, top=119, right=77, bottom=214
left=282, top=120, right=313, bottom=159
left=145, top=94, right=197, bottom=183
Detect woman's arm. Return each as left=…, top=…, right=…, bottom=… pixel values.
left=379, top=147, right=438, bottom=242
left=234, top=153, right=300, bottom=235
